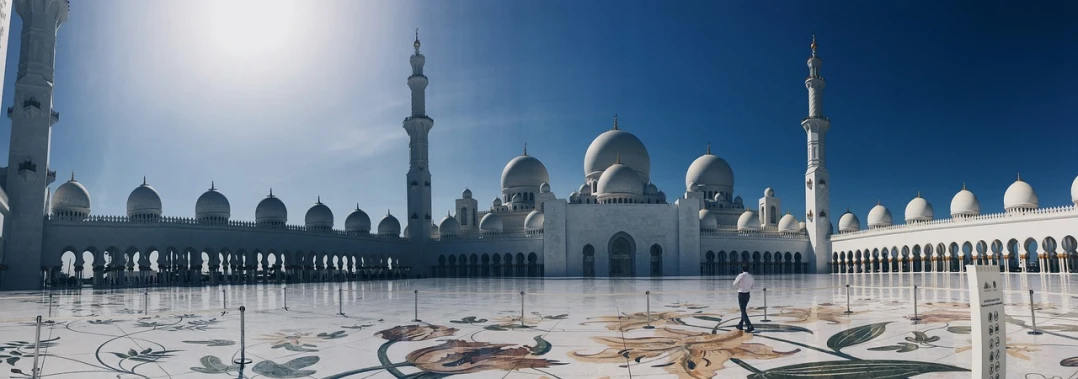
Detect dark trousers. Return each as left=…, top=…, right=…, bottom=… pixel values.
left=738, top=292, right=753, bottom=328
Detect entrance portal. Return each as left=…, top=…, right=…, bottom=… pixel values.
left=608, top=233, right=635, bottom=277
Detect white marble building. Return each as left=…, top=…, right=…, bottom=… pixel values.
left=0, top=3, right=1076, bottom=291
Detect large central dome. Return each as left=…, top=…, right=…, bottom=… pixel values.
left=501, top=153, right=550, bottom=190
left=584, top=122, right=650, bottom=182
left=685, top=149, right=734, bottom=193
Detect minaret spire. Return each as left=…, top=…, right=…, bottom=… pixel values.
left=404, top=30, right=434, bottom=244
left=523, top=143, right=527, bottom=156
left=802, top=32, right=832, bottom=274
left=706, top=142, right=711, bottom=155
left=142, top=176, right=147, bottom=186
left=612, top=114, right=619, bottom=130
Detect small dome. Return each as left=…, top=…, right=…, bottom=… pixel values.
left=255, top=190, right=287, bottom=225
left=644, top=183, right=658, bottom=195
left=126, top=178, right=162, bottom=218
left=657, top=191, right=667, bottom=203
left=501, top=154, right=550, bottom=190
left=377, top=211, right=401, bottom=236
left=304, top=198, right=334, bottom=230
left=462, top=188, right=473, bottom=199
left=597, top=162, right=643, bottom=195
left=511, top=193, right=523, bottom=203
left=1003, top=176, right=1038, bottom=212
left=778, top=212, right=799, bottom=233
left=698, top=209, right=718, bottom=230
left=584, top=127, right=651, bottom=182
left=838, top=209, right=860, bottom=233
left=904, top=194, right=934, bottom=223
left=403, top=223, right=410, bottom=238
left=479, top=213, right=503, bottom=233
left=1071, top=175, right=1078, bottom=205
left=439, top=213, right=460, bottom=236
left=798, top=221, right=806, bottom=231
left=685, top=152, right=735, bottom=193
left=712, top=192, right=722, bottom=202
left=539, top=182, right=551, bottom=193
left=734, top=195, right=743, bottom=204
left=195, top=182, right=230, bottom=221
left=524, top=210, right=544, bottom=231
left=764, top=187, right=775, bottom=198
left=52, top=175, right=91, bottom=217
left=737, top=210, right=760, bottom=231
left=867, top=202, right=893, bottom=228
left=493, top=197, right=503, bottom=207
left=950, top=185, right=981, bottom=217
left=345, top=205, right=371, bottom=233
left=577, top=184, right=591, bottom=195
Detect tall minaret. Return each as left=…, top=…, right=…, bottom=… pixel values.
left=403, top=29, right=433, bottom=243
left=802, top=35, right=832, bottom=274
left=1, top=0, right=68, bottom=290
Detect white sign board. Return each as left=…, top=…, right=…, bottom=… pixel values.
left=967, top=264, right=1006, bottom=379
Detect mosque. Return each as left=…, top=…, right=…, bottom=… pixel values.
left=1, top=1, right=1077, bottom=291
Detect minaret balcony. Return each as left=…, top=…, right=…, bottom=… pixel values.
left=802, top=115, right=829, bottom=122
left=404, top=115, right=433, bottom=122
left=51, top=110, right=60, bottom=123
left=47, top=169, right=56, bottom=184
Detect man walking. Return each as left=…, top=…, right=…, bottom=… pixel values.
left=733, top=264, right=755, bottom=332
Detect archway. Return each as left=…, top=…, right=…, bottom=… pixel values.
left=582, top=245, right=596, bottom=278
left=649, top=244, right=663, bottom=277
left=608, top=233, right=635, bottom=277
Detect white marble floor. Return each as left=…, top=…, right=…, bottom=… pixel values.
left=1, top=273, right=1077, bottom=378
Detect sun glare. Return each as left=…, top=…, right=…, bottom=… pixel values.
left=204, top=0, right=298, bottom=60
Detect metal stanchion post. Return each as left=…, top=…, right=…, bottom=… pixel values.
left=644, top=291, right=654, bottom=329
left=909, top=285, right=922, bottom=322
left=761, top=288, right=772, bottom=322
left=222, top=289, right=227, bottom=311
left=283, top=286, right=288, bottom=311
left=520, top=291, right=525, bottom=327
left=233, top=306, right=253, bottom=366
left=411, top=290, right=421, bottom=322
left=337, top=288, right=345, bottom=316
left=143, top=291, right=149, bottom=315
left=843, top=284, right=854, bottom=314
left=47, top=294, right=53, bottom=318
left=1028, top=289, right=1042, bottom=335
left=32, top=316, right=42, bottom=379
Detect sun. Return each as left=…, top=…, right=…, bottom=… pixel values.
left=204, top=0, right=297, bottom=60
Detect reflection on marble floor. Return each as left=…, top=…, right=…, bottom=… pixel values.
left=1, top=273, right=1077, bottom=378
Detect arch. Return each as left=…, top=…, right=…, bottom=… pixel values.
left=1063, top=236, right=1078, bottom=273
left=794, top=252, right=803, bottom=273
left=515, top=252, right=526, bottom=276
left=481, top=254, right=490, bottom=277
left=608, top=232, right=636, bottom=277
left=1024, top=238, right=1039, bottom=272
left=527, top=252, right=539, bottom=277
left=1006, top=238, right=1020, bottom=271
left=1042, top=237, right=1058, bottom=273
left=649, top=244, right=663, bottom=277
left=491, top=253, right=502, bottom=277
left=582, top=244, right=596, bottom=278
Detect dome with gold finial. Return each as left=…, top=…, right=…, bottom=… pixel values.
left=584, top=114, right=651, bottom=183
left=196, top=181, right=231, bottom=222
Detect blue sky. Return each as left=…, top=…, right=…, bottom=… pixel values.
left=2, top=0, right=1075, bottom=228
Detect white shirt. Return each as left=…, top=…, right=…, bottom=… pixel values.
left=733, top=272, right=754, bottom=293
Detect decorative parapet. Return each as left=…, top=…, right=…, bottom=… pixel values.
left=45, top=214, right=404, bottom=241
left=433, top=227, right=541, bottom=242
left=832, top=205, right=1078, bottom=240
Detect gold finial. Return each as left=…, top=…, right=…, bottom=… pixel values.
left=413, top=29, right=421, bottom=53
left=387, top=209, right=392, bottom=215
left=876, top=199, right=881, bottom=206
left=210, top=181, right=216, bottom=190
left=523, top=143, right=527, bottom=156
left=917, top=191, right=921, bottom=198
left=962, top=182, right=966, bottom=190
left=811, top=34, right=817, bottom=52
left=70, top=172, right=75, bottom=181
left=269, top=188, right=274, bottom=197
left=613, top=114, right=619, bottom=130
left=317, top=195, right=321, bottom=204
left=846, top=206, right=850, bottom=213
left=615, top=153, right=621, bottom=164
left=142, top=176, right=147, bottom=186
left=706, top=142, right=711, bottom=155
left=357, top=203, right=361, bottom=210
left=1017, top=172, right=1021, bottom=181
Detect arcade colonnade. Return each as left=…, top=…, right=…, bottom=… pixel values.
left=701, top=250, right=807, bottom=276
left=44, top=246, right=410, bottom=289
left=832, top=235, right=1078, bottom=274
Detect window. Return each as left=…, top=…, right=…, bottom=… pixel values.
left=460, top=207, right=468, bottom=225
